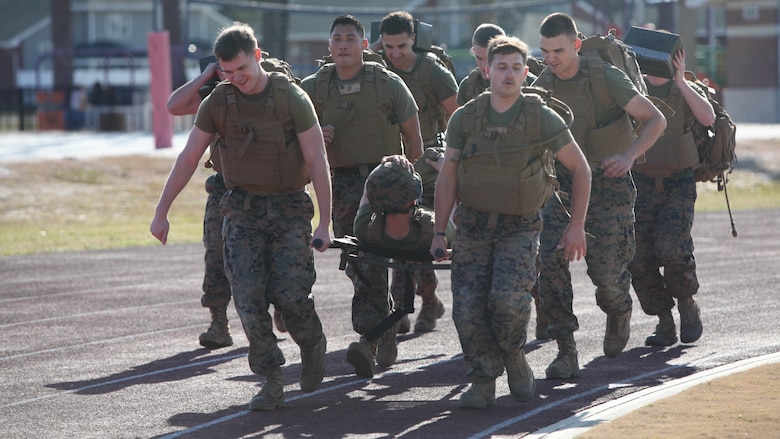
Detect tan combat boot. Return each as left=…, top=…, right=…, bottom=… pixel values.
left=249, top=366, right=285, bottom=411
left=376, top=323, right=398, bottom=368
left=413, top=296, right=445, bottom=333
left=346, top=337, right=377, bottom=378
left=458, top=379, right=496, bottom=409
left=603, top=309, right=631, bottom=358
left=645, top=309, right=677, bottom=346
left=545, top=332, right=579, bottom=379
left=300, top=334, right=326, bottom=392
left=198, top=306, right=233, bottom=349
left=678, top=296, right=703, bottom=343
left=504, top=350, right=536, bottom=402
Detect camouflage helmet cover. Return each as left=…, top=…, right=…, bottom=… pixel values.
left=366, top=161, right=423, bottom=213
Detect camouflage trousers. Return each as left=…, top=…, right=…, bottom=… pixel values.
left=539, top=169, right=636, bottom=339
left=629, top=172, right=699, bottom=316
left=451, top=205, right=538, bottom=382
left=220, top=188, right=323, bottom=375
left=201, top=173, right=231, bottom=309
left=332, top=173, right=393, bottom=334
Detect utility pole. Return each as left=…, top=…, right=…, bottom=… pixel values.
left=161, top=0, right=185, bottom=89
left=262, top=0, right=288, bottom=58
left=50, top=0, right=72, bottom=91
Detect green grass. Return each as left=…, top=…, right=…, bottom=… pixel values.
left=695, top=171, right=780, bottom=211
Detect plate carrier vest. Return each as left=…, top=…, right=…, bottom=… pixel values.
left=537, top=58, right=636, bottom=169
left=209, top=72, right=309, bottom=195
left=312, top=62, right=402, bottom=167
left=391, top=52, right=448, bottom=145
left=634, top=80, right=700, bottom=178
left=456, top=92, right=558, bottom=217
left=461, top=68, right=488, bottom=106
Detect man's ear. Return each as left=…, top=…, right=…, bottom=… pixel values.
left=254, top=47, right=262, bottom=61
left=362, top=38, right=368, bottom=50
left=574, top=37, right=582, bottom=52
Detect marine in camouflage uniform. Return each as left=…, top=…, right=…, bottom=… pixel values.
left=166, top=55, right=288, bottom=350
left=300, top=15, right=423, bottom=378
left=431, top=36, right=591, bottom=409
left=353, top=156, right=449, bottom=372
left=534, top=13, right=666, bottom=379
left=457, top=23, right=538, bottom=107
left=456, top=23, right=549, bottom=340
left=377, top=11, right=459, bottom=334
left=387, top=148, right=446, bottom=335
left=151, top=23, right=333, bottom=411
left=629, top=49, right=711, bottom=346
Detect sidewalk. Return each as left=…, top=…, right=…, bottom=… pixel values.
left=0, top=123, right=778, bottom=164
left=0, top=131, right=187, bottom=163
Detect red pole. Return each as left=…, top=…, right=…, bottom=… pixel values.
left=147, top=31, right=173, bottom=149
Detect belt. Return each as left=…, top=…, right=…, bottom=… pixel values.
left=633, top=168, right=695, bottom=192
left=230, top=187, right=304, bottom=210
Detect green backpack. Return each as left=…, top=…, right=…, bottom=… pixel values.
left=578, top=28, right=648, bottom=108
left=684, top=71, right=738, bottom=236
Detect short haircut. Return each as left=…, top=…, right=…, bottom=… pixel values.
left=487, top=35, right=529, bottom=66
left=213, top=22, right=257, bottom=61
left=539, top=12, right=578, bottom=39
left=379, top=10, right=414, bottom=36
left=472, top=23, right=505, bottom=48
left=330, top=14, right=365, bottom=38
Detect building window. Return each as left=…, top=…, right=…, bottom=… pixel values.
left=742, top=6, right=759, bottom=21
left=106, top=13, right=132, bottom=39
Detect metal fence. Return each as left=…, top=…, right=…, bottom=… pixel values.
left=0, top=86, right=195, bottom=133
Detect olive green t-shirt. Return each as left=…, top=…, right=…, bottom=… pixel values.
left=300, top=64, right=419, bottom=125
left=445, top=93, right=573, bottom=155
left=353, top=203, right=424, bottom=249
left=195, top=78, right=318, bottom=135
left=353, top=203, right=454, bottom=249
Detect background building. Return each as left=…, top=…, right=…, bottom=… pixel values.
left=0, top=0, right=769, bottom=131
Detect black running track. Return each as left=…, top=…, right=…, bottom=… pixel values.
left=2, top=209, right=778, bottom=438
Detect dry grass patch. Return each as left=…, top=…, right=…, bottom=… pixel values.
left=0, top=136, right=776, bottom=256
left=578, top=363, right=780, bottom=438
left=0, top=155, right=208, bottom=256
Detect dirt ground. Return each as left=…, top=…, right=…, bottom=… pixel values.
left=579, top=363, right=780, bottom=438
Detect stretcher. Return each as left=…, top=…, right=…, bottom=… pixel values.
left=327, top=236, right=451, bottom=342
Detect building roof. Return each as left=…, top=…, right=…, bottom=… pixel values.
left=0, top=0, right=50, bottom=48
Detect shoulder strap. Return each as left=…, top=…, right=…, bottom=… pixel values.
left=268, top=72, right=293, bottom=129
left=460, top=93, right=490, bottom=137
left=522, top=93, right=543, bottom=144
left=313, top=64, right=336, bottom=115
left=412, top=207, right=434, bottom=246
left=581, top=53, right=614, bottom=109
left=365, top=62, right=393, bottom=117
